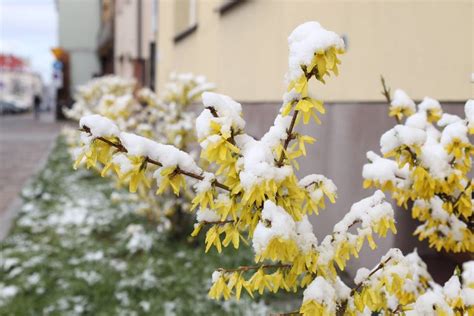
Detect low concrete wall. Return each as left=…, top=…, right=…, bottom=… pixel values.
left=242, top=101, right=466, bottom=276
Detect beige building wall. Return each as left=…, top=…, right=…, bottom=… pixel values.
left=157, top=0, right=473, bottom=102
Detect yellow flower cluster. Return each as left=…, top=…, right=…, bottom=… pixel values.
left=364, top=88, right=473, bottom=253
left=69, top=74, right=214, bottom=232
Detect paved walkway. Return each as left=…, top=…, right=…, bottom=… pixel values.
left=0, top=111, right=63, bottom=238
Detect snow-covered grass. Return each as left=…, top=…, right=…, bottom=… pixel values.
left=0, top=137, right=283, bottom=315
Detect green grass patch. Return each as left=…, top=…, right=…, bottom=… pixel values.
left=0, top=137, right=299, bottom=315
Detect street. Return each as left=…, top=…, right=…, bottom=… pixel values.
left=0, top=111, right=62, bottom=238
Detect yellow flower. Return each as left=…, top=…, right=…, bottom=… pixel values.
left=295, top=98, right=325, bottom=124
left=389, top=106, right=415, bottom=122
left=156, top=167, right=186, bottom=196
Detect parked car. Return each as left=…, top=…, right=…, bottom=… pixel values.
left=0, top=100, right=27, bottom=115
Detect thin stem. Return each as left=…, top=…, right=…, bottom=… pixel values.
left=454, top=181, right=471, bottom=205
left=201, top=219, right=235, bottom=226
left=380, top=75, right=400, bottom=124
left=337, top=256, right=393, bottom=315
left=351, top=256, right=392, bottom=294
left=277, top=109, right=299, bottom=167
left=276, top=68, right=315, bottom=167
left=273, top=311, right=300, bottom=316
left=217, top=263, right=292, bottom=273
left=380, top=75, right=392, bottom=104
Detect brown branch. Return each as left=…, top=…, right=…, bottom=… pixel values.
left=206, top=106, right=239, bottom=147
left=218, top=263, right=292, bottom=273
left=337, top=256, right=393, bottom=315
left=351, top=256, right=392, bottom=295
left=380, top=75, right=392, bottom=105
left=80, top=126, right=231, bottom=191
left=273, top=311, right=300, bottom=316
left=454, top=181, right=471, bottom=205
left=277, top=109, right=299, bottom=167
left=201, top=219, right=235, bottom=226
left=206, top=106, right=219, bottom=118
left=276, top=68, right=316, bottom=167
left=380, top=75, right=401, bottom=124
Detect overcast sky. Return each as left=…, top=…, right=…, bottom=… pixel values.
left=0, top=0, right=57, bottom=84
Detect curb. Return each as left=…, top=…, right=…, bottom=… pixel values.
left=0, top=134, right=60, bottom=240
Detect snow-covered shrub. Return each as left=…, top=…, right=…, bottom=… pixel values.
left=66, top=73, right=214, bottom=237
left=71, top=22, right=473, bottom=314
left=364, top=79, right=473, bottom=253
left=64, top=75, right=136, bottom=122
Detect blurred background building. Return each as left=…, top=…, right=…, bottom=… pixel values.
left=0, top=54, right=43, bottom=113
left=54, top=0, right=157, bottom=110
left=56, top=0, right=101, bottom=96
left=51, top=0, right=472, bottom=276
left=114, top=0, right=157, bottom=88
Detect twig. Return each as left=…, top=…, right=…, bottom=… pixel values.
left=201, top=219, right=235, bottom=226
left=276, top=68, right=316, bottom=167
left=277, top=109, right=299, bottom=167
left=351, top=256, right=392, bottom=294
left=272, top=311, right=300, bottom=316
left=380, top=75, right=392, bottom=104
left=453, top=181, right=471, bottom=205
left=380, top=75, right=400, bottom=124
left=217, top=263, right=292, bottom=273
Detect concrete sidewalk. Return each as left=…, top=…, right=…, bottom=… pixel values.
left=0, top=111, right=63, bottom=238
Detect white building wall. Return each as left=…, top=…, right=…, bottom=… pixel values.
left=58, top=0, right=100, bottom=93
left=114, top=0, right=156, bottom=81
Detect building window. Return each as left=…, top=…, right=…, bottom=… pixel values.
left=173, top=0, right=197, bottom=43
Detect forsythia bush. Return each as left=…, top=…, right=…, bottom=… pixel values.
left=72, top=22, right=473, bottom=314
left=363, top=80, right=473, bottom=253
left=66, top=73, right=214, bottom=235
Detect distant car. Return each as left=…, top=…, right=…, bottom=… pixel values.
left=0, top=100, right=27, bottom=115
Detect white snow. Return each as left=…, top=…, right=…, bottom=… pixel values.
left=440, top=121, right=468, bottom=146
left=405, top=112, right=429, bottom=130
left=414, top=197, right=467, bottom=242
left=390, top=89, right=416, bottom=112
left=193, top=172, right=215, bottom=193
left=462, top=261, right=474, bottom=284
left=235, top=134, right=293, bottom=190
left=411, top=291, right=452, bottom=316
left=195, top=109, right=214, bottom=139
left=465, top=99, right=474, bottom=130
left=252, top=201, right=296, bottom=255
left=287, top=21, right=344, bottom=81
left=380, top=125, right=427, bottom=154
left=418, top=97, right=441, bottom=112
left=299, top=174, right=336, bottom=193
left=260, top=114, right=292, bottom=148
left=443, top=275, right=461, bottom=300
left=333, top=190, right=393, bottom=233
left=202, top=92, right=245, bottom=130
left=80, top=114, right=120, bottom=137
left=354, top=268, right=370, bottom=285
left=362, top=151, right=400, bottom=183
left=438, top=113, right=462, bottom=127
left=302, top=277, right=336, bottom=313
left=295, top=216, right=318, bottom=253
left=196, top=208, right=220, bottom=223
left=119, top=132, right=201, bottom=173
